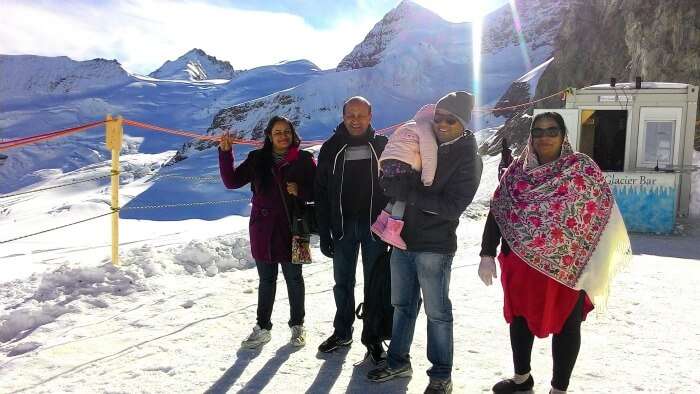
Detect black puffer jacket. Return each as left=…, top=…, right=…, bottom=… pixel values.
left=401, top=132, right=483, bottom=254
left=314, top=123, right=388, bottom=241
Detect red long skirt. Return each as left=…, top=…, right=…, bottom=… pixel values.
left=498, top=252, right=594, bottom=338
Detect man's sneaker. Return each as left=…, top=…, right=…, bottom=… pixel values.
left=366, top=363, right=413, bottom=382
left=290, top=325, right=306, bottom=347
left=241, top=325, right=271, bottom=349
left=366, top=342, right=387, bottom=365
left=425, top=378, right=453, bottom=394
left=492, top=374, right=534, bottom=393
left=318, top=334, right=352, bottom=353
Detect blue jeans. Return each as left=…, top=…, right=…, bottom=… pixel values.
left=255, top=260, right=304, bottom=330
left=387, top=249, right=454, bottom=380
left=332, top=216, right=387, bottom=340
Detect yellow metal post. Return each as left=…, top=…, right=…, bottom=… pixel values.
left=105, top=115, right=123, bottom=266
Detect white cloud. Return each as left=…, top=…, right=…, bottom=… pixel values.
left=0, top=0, right=379, bottom=74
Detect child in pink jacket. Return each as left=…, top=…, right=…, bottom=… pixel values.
left=371, top=104, right=438, bottom=249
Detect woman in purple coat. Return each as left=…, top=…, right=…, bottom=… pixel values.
left=219, top=116, right=316, bottom=349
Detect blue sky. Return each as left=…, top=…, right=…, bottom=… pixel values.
left=209, top=0, right=399, bottom=29
left=0, top=0, right=507, bottom=75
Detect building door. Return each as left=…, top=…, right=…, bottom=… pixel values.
left=578, top=110, right=628, bottom=171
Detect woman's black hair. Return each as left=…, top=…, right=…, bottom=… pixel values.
left=255, top=116, right=300, bottom=190
left=531, top=111, right=567, bottom=137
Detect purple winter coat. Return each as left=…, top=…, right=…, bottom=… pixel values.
left=219, top=146, right=316, bottom=263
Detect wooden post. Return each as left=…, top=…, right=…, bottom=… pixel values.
left=105, top=115, right=123, bottom=266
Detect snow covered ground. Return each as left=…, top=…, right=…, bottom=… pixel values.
left=1, top=155, right=699, bottom=393
left=691, top=150, right=700, bottom=218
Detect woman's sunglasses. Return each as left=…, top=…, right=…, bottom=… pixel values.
left=434, top=115, right=459, bottom=125
left=530, top=127, right=561, bottom=138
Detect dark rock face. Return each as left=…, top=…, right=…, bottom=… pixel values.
left=482, top=0, right=566, bottom=54
left=534, top=0, right=700, bottom=149
left=481, top=0, right=700, bottom=157
left=492, top=82, right=533, bottom=119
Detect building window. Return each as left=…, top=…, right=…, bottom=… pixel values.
left=636, top=107, right=682, bottom=169
left=643, top=120, right=674, bottom=166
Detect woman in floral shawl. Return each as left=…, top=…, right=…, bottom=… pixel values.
left=478, top=112, right=631, bottom=394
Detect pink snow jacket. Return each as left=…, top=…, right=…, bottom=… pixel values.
left=379, top=104, right=438, bottom=186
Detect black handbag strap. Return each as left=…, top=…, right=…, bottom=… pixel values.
left=272, top=168, right=292, bottom=231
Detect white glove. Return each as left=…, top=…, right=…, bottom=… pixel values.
left=478, top=256, right=497, bottom=286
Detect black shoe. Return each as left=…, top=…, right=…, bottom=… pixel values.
left=425, top=378, right=453, bottom=394
left=318, top=334, right=353, bottom=353
left=366, top=343, right=387, bottom=365
left=492, top=374, right=534, bottom=393
left=366, top=363, right=412, bottom=382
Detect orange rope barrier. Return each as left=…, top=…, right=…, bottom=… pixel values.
left=122, top=119, right=228, bottom=142
left=472, top=89, right=566, bottom=113
left=0, top=120, right=107, bottom=151
left=0, top=88, right=570, bottom=151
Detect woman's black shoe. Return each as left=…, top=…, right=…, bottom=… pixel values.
left=492, top=374, right=534, bottom=393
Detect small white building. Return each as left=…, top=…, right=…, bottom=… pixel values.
left=536, top=82, right=698, bottom=233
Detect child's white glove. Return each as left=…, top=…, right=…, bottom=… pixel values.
left=478, top=256, right=497, bottom=286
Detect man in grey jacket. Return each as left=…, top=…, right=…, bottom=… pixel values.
left=367, top=91, right=483, bottom=394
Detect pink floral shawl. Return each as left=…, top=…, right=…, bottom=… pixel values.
left=490, top=137, right=615, bottom=288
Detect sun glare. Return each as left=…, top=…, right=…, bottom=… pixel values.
left=410, top=0, right=499, bottom=130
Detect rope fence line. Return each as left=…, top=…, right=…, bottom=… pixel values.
left=0, top=173, right=229, bottom=206
left=151, top=174, right=222, bottom=182
left=121, top=198, right=250, bottom=210
left=0, top=211, right=115, bottom=245
left=0, top=174, right=113, bottom=199
left=1, top=197, right=253, bottom=244
left=0, top=172, right=231, bottom=201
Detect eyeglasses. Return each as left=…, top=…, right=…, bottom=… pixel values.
left=530, top=127, right=561, bottom=138
left=433, top=115, right=459, bottom=125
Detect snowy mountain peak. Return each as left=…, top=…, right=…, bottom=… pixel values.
left=336, top=0, right=446, bottom=71
left=148, top=48, right=237, bottom=81
left=390, top=0, right=445, bottom=22
left=184, top=48, right=208, bottom=57
left=0, top=54, right=132, bottom=102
